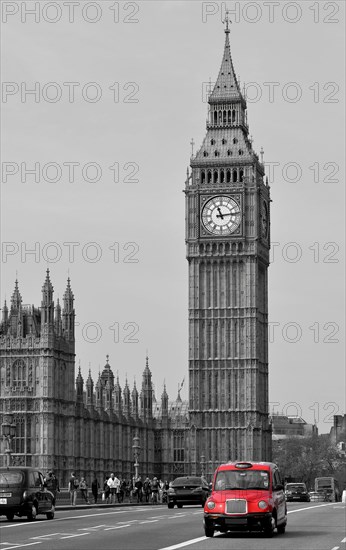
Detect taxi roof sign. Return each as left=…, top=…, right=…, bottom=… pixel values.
left=234, top=462, right=253, bottom=469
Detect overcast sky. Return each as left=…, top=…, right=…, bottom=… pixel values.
left=1, top=1, right=345, bottom=433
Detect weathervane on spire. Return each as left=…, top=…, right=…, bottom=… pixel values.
left=223, top=9, right=232, bottom=34
left=190, top=138, right=195, bottom=158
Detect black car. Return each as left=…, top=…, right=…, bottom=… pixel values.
left=0, top=467, right=55, bottom=521
left=167, top=476, right=210, bottom=509
left=285, top=483, right=310, bottom=502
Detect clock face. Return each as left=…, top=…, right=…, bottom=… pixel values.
left=201, top=196, right=241, bottom=236
left=261, top=200, right=268, bottom=238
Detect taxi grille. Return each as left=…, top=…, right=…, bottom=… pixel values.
left=225, top=499, right=247, bottom=514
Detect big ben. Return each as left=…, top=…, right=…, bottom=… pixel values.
left=185, top=19, right=272, bottom=469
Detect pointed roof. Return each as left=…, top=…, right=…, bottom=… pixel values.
left=11, top=279, right=22, bottom=309
left=63, top=277, right=74, bottom=303
left=42, top=269, right=53, bottom=294
left=208, top=25, right=244, bottom=105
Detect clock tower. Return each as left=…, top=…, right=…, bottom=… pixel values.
left=185, top=21, right=272, bottom=468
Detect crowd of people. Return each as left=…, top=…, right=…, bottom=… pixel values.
left=44, top=470, right=171, bottom=506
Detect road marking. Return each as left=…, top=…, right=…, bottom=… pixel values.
left=158, top=537, right=207, bottom=550
left=104, top=524, right=131, bottom=530
left=1, top=544, right=42, bottom=550
left=288, top=503, right=335, bottom=514
left=192, top=511, right=202, bottom=515
left=31, top=534, right=70, bottom=540
left=139, top=520, right=159, bottom=524
left=78, top=525, right=106, bottom=530
left=148, top=515, right=169, bottom=519
left=330, top=547, right=339, bottom=550
left=341, top=538, right=346, bottom=543
left=60, top=533, right=89, bottom=539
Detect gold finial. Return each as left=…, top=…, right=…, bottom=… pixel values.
left=223, top=9, right=232, bottom=34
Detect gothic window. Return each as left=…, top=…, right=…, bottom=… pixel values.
left=233, top=138, right=238, bottom=144
left=203, top=151, right=208, bottom=157
left=218, top=111, right=222, bottom=122
left=223, top=111, right=226, bottom=123
left=233, top=170, right=238, bottom=183
left=173, top=431, right=185, bottom=462
left=201, top=170, right=206, bottom=184
left=220, top=170, right=225, bottom=183
left=226, top=170, right=231, bottom=183
left=240, top=169, right=244, bottom=182
left=222, top=138, right=227, bottom=145
left=239, top=149, right=243, bottom=156
left=214, top=111, right=217, bottom=124
left=211, top=139, right=215, bottom=145
left=214, top=151, right=219, bottom=157
left=213, top=171, right=218, bottom=183
left=232, top=109, right=236, bottom=122
left=227, top=150, right=232, bottom=157
left=207, top=171, right=212, bottom=184
left=12, top=359, right=26, bottom=387
left=14, top=416, right=25, bottom=453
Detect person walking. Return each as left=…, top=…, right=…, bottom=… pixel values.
left=135, top=476, right=143, bottom=503
left=91, top=475, right=100, bottom=504
left=80, top=477, right=90, bottom=504
left=151, top=477, right=159, bottom=504
left=68, top=472, right=79, bottom=506
left=107, top=473, right=120, bottom=504
left=44, top=470, right=60, bottom=500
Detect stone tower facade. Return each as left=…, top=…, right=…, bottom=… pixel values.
left=185, top=22, right=272, bottom=470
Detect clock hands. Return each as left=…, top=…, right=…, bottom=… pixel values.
left=216, top=210, right=240, bottom=218
left=217, top=207, right=224, bottom=220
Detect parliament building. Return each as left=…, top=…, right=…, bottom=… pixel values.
left=0, top=23, right=271, bottom=485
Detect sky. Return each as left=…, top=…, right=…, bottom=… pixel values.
left=1, top=0, right=345, bottom=433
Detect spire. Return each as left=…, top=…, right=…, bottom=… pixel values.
left=161, top=382, right=169, bottom=417
left=62, top=277, right=75, bottom=339
left=2, top=299, right=8, bottom=323
left=76, top=362, right=84, bottom=403
left=208, top=18, right=244, bottom=105
left=11, top=279, right=22, bottom=310
left=86, top=368, right=94, bottom=408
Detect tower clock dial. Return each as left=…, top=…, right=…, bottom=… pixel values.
left=201, top=196, right=241, bottom=236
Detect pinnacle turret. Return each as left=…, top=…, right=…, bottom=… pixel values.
left=11, top=280, right=22, bottom=311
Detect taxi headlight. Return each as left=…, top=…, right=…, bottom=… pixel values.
left=207, top=500, right=216, bottom=510
left=258, top=500, right=268, bottom=510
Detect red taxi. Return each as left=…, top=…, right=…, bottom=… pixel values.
left=203, top=461, right=287, bottom=537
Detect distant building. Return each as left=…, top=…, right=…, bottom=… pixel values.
left=330, top=414, right=346, bottom=444
left=271, top=414, right=318, bottom=440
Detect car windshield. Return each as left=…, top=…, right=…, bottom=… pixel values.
left=172, top=477, right=204, bottom=488
left=286, top=484, right=306, bottom=491
left=0, top=471, right=24, bottom=486
left=214, top=470, right=269, bottom=491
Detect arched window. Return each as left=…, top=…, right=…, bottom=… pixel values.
left=214, top=150, right=219, bottom=157
left=203, top=151, right=208, bottom=157
left=228, top=110, right=231, bottom=122
left=226, top=170, right=231, bottom=183
left=213, top=171, right=218, bottom=183
left=207, top=171, right=212, bottom=184
left=233, top=137, right=238, bottom=144
left=12, top=359, right=26, bottom=387
left=227, top=149, right=232, bottom=156
left=223, top=111, right=226, bottom=123
left=211, top=139, right=215, bottom=145
left=232, top=109, right=236, bottom=122
left=220, top=170, right=225, bottom=183
left=214, top=111, right=217, bottom=124
left=239, top=169, right=244, bottom=182
left=239, top=149, right=243, bottom=156
left=201, top=170, right=206, bottom=183
left=222, top=138, right=227, bottom=145
left=233, top=170, right=238, bottom=183
left=218, top=111, right=222, bottom=122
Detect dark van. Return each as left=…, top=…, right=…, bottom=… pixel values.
left=0, top=467, right=55, bottom=521
left=203, top=461, right=287, bottom=537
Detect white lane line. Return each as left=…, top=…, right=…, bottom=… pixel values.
left=139, top=520, right=159, bottom=524
left=341, top=538, right=346, bottom=543
left=31, top=534, right=70, bottom=540
left=104, top=525, right=131, bottom=531
left=1, top=544, right=42, bottom=550
left=78, top=525, right=106, bottom=530
left=331, top=547, right=339, bottom=550
left=158, top=537, right=207, bottom=550
left=148, top=516, right=169, bottom=519
left=60, top=533, right=89, bottom=539
left=288, top=503, right=335, bottom=514
left=192, top=511, right=202, bottom=515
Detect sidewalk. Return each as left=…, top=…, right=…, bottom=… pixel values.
left=55, top=490, right=161, bottom=511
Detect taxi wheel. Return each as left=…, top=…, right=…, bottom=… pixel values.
left=177, top=503, right=183, bottom=508
left=6, top=513, right=14, bottom=521
left=27, top=504, right=37, bottom=521
left=264, top=517, right=275, bottom=538
left=205, top=527, right=214, bottom=538
left=46, top=505, right=55, bottom=520
left=277, top=523, right=286, bottom=534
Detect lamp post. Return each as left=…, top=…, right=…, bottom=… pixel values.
left=209, top=460, right=213, bottom=483
left=2, top=414, right=16, bottom=467
left=200, top=454, right=205, bottom=479
left=132, top=432, right=140, bottom=480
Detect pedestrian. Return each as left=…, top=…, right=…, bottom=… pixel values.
left=44, top=470, right=60, bottom=500
left=151, top=477, right=159, bottom=504
left=68, top=472, right=79, bottom=506
left=135, top=476, right=143, bottom=503
left=80, top=477, right=90, bottom=504
left=107, top=473, right=120, bottom=504
left=143, top=477, right=151, bottom=503
left=91, top=475, right=100, bottom=504
left=103, top=477, right=110, bottom=503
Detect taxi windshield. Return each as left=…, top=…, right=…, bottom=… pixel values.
left=214, top=470, right=270, bottom=491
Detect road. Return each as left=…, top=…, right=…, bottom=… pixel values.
left=0, top=502, right=345, bottom=550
